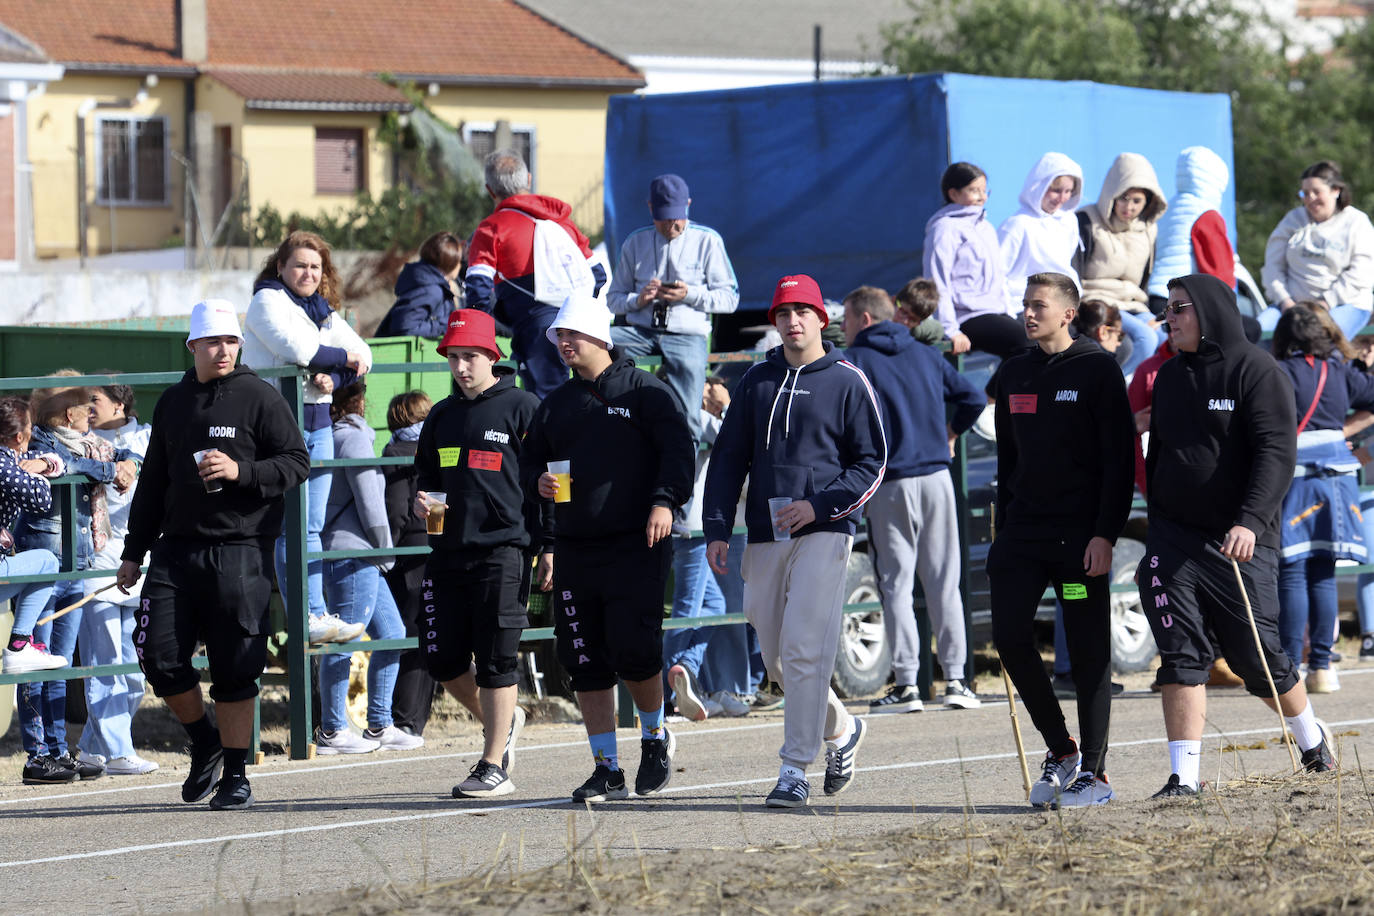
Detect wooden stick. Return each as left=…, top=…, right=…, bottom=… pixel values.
left=1229, top=558, right=1300, bottom=773
left=1002, top=666, right=1033, bottom=800
left=35, top=582, right=120, bottom=626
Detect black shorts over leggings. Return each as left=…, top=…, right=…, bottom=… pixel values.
left=553, top=532, right=670, bottom=692
left=134, top=538, right=273, bottom=703
left=421, top=546, right=529, bottom=688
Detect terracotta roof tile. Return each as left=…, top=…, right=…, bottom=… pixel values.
left=0, top=0, right=643, bottom=85
left=208, top=69, right=412, bottom=110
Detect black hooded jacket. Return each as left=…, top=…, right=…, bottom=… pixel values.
left=993, top=334, right=1135, bottom=542
left=1146, top=273, right=1297, bottom=549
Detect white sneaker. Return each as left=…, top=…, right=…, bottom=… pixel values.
left=1306, top=667, right=1341, bottom=693
left=317, top=613, right=365, bottom=643
left=307, top=615, right=339, bottom=643
left=105, top=754, right=159, bottom=775
left=1028, top=749, right=1082, bottom=808
left=503, top=706, right=525, bottom=773
left=1053, top=773, right=1115, bottom=808
left=3, top=639, right=67, bottom=673
left=76, top=750, right=106, bottom=770
left=669, top=664, right=707, bottom=721
left=971, top=403, right=997, bottom=441
left=709, top=690, right=751, bottom=717
left=314, top=727, right=380, bottom=755
left=364, top=724, right=424, bottom=751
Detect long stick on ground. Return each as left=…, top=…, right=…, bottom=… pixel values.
left=1229, top=557, right=1300, bottom=773
left=1001, top=666, right=1032, bottom=799
left=35, top=582, right=120, bottom=626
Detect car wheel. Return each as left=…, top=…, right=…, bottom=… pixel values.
left=1110, top=538, right=1157, bottom=673
left=831, top=551, right=891, bottom=698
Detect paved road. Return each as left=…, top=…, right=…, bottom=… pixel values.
left=4, top=669, right=1374, bottom=914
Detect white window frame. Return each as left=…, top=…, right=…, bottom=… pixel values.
left=94, top=114, right=171, bottom=208
left=461, top=121, right=537, bottom=191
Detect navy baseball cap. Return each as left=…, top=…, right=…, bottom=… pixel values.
left=649, top=174, right=690, bottom=220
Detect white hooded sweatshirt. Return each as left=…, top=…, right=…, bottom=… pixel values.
left=999, top=152, right=1084, bottom=311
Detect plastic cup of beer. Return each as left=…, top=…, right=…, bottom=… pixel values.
left=548, top=460, right=572, bottom=504
left=425, top=492, right=448, bottom=535
left=193, top=449, right=223, bottom=493
left=768, top=497, right=792, bottom=541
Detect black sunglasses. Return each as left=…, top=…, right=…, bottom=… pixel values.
left=1165, top=302, right=1193, bottom=315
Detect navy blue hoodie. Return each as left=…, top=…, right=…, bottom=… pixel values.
left=703, top=342, right=887, bottom=544
left=843, top=320, right=985, bottom=479
left=376, top=261, right=455, bottom=338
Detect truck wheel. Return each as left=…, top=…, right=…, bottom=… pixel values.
left=831, top=551, right=890, bottom=698
left=1110, top=538, right=1157, bottom=673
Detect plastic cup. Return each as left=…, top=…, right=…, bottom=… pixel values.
left=768, top=497, right=792, bottom=541
left=193, top=449, right=223, bottom=493
left=548, top=460, right=571, bottom=504
left=425, top=492, right=448, bottom=535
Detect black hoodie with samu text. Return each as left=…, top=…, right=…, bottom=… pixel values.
left=1146, top=273, right=1297, bottom=549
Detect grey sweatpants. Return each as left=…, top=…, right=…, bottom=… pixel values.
left=865, top=470, right=967, bottom=684
left=742, top=532, right=853, bottom=769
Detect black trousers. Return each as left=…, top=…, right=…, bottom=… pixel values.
left=988, top=535, right=1112, bottom=776
left=384, top=555, right=435, bottom=735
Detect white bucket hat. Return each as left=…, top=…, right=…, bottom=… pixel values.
left=186, top=299, right=243, bottom=345
left=546, top=294, right=613, bottom=349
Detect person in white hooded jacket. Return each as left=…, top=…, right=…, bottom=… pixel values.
left=1000, top=152, right=1084, bottom=311
left=242, top=230, right=372, bottom=643
left=1149, top=146, right=1235, bottom=304
left=1260, top=160, right=1374, bottom=340
left=1074, top=152, right=1169, bottom=374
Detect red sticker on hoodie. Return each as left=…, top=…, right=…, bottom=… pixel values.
left=1009, top=394, right=1038, bottom=414
left=467, top=449, right=502, bottom=471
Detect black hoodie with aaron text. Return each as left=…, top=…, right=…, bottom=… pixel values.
left=993, top=334, right=1135, bottom=543
left=1146, top=273, right=1296, bottom=549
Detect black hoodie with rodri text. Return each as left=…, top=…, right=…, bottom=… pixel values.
left=993, top=334, right=1135, bottom=543
left=1146, top=273, right=1297, bottom=549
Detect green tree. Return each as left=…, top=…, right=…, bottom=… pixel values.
left=882, top=0, right=1374, bottom=269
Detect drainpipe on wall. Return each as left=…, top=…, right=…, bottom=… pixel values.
left=179, top=0, right=207, bottom=265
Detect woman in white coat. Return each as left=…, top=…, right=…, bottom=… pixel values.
left=242, top=231, right=372, bottom=641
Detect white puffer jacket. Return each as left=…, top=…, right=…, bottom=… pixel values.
left=242, top=286, right=372, bottom=403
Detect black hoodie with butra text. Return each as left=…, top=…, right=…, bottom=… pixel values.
left=1145, top=273, right=1297, bottom=549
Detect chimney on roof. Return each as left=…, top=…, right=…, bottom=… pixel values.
left=179, top=0, right=207, bottom=63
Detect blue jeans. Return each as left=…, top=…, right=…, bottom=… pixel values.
left=700, top=532, right=752, bottom=696
left=1118, top=311, right=1161, bottom=375
left=77, top=597, right=144, bottom=760
left=0, top=549, right=58, bottom=636
left=320, top=558, right=404, bottom=732
left=664, top=537, right=723, bottom=693
left=276, top=425, right=333, bottom=620
left=1358, top=488, right=1374, bottom=635
left=21, top=577, right=83, bottom=757
left=610, top=325, right=708, bottom=443
left=1280, top=556, right=1339, bottom=669
left=1260, top=303, right=1373, bottom=340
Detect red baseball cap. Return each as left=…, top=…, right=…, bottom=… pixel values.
left=436, top=309, right=504, bottom=359
left=768, top=274, right=828, bottom=328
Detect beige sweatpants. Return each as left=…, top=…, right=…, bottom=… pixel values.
left=742, top=532, right=854, bottom=769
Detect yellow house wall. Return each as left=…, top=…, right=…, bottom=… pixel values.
left=28, top=74, right=188, bottom=258
left=428, top=87, right=615, bottom=234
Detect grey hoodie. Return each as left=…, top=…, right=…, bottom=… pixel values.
left=322, top=413, right=394, bottom=571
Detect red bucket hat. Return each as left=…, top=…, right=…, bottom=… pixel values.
left=436, top=309, right=504, bottom=359
left=767, top=274, right=828, bottom=328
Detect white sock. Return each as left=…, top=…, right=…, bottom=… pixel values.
left=1169, top=740, right=1201, bottom=789
left=780, top=764, right=805, bottom=782
left=828, top=713, right=856, bottom=747
left=1285, top=702, right=1323, bottom=751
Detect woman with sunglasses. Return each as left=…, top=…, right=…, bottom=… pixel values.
left=375, top=231, right=466, bottom=338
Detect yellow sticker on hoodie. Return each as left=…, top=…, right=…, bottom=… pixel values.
left=438, top=447, right=462, bottom=467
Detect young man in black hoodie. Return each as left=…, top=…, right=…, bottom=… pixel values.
left=413, top=309, right=545, bottom=799
left=990, top=272, right=1135, bottom=808
left=1141, top=273, right=1335, bottom=799
left=117, top=300, right=310, bottom=811
left=523, top=295, right=694, bottom=803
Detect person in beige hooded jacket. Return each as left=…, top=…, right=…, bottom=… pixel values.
left=1074, top=153, right=1168, bottom=374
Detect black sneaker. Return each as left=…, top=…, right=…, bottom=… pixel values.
left=571, top=765, right=628, bottom=803
left=21, top=754, right=78, bottom=785
left=634, top=728, right=675, bottom=796
left=765, top=774, right=810, bottom=808
left=1151, top=773, right=1200, bottom=799
left=1302, top=720, right=1337, bottom=773
left=55, top=752, right=104, bottom=780
left=944, top=679, right=982, bottom=709
left=1361, top=634, right=1374, bottom=659
left=208, top=774, right=255, bottom=811
left=869, top=684, right=922, bottom=714
left=454, top=760, right=513, bottom=798
left=823, top=716, right=866, bottom=796
left=182, top=742, right=225, bottom=803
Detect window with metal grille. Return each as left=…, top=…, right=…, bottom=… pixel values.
left=95, top=116, right=168, bottom=206
left=315, top=127, right=365, bottom=194
left=462, top=124, right=535, bottom=188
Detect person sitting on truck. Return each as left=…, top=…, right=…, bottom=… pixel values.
left=374, top=231, right=466, bottom=339
left=1149, top=146, right=1235, bottom=310
left=893, top=278, right=946, bottom=347
left=923, top=162, right=1028, bottom=359
left=606, top=174, right=740, bottom=445
left=999, top=152, right=1085, bottom=312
